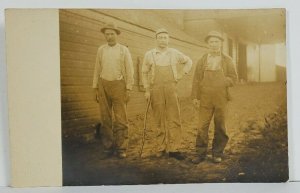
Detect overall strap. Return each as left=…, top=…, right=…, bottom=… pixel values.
left=151, top=50, right=176, bottom=80
left=151, top=51, right=157, bottom=66
left=220, top=53, right=227, bottom=76
left=120, top=45, right=125, bottom=58
left=203, top=53, right=226, bottom=74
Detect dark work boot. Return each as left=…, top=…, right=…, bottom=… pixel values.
left=168, top=152, right=186, bottom=160
left=191, top=156, right=206, bottom=164
left=99, top=149, right=114, bottom=160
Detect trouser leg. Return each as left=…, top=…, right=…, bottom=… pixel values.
left=196, top=106, right=214, bottom=157
left=212, top=105, right=229, bottom=157
left=98, top=83, right=113, bottom=150
left=165, top=84, right=182, bottom=152
left=110, top=81, right=128, bottom=153
left=151, top=86, right=167, bottom=152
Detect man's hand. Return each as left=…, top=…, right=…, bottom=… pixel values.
left=125, top=90, right=131, bottom=103
left=177, top=72, right=183, bottom=81
left=94, top=88, right=99, bottom=103
left=144, top=91, right=151, bottom=102
left=225, top=77, right=234, bottom=87
left=193, top=99, right=200, bottom=108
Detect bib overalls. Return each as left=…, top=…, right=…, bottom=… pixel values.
left=151, top=64, right=182, bottom=153
left=196, top=61, right=229, bottom=158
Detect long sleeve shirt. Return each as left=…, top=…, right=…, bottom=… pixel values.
left=142, top=48, right=192, bottom=89
left=92, top=43, right=134, bottom=90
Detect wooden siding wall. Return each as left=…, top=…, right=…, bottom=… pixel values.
left=60, top=9, right=207, bottom=136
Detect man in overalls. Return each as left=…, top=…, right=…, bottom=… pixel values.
left=142, top=28, right=192, bottom=160
left=191, top=31, right=237, bottom=163
left=92, top=22, right=134, bottom=159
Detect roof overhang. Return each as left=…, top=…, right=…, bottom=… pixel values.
left=184, top=9, right=286, bottom=44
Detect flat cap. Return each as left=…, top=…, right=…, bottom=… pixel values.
left=101, top=22, right=121, bottom=35
left=155, top=28, right=169, bottom=36
left=205, top=31, right=224, bottom=42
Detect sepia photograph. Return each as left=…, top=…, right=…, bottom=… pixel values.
left=60, top=9, right=288, bottom=185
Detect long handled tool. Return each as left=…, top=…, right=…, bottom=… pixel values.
left=139, top=97, right=151, bottom=157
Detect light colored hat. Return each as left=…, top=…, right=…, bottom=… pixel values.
left=101, top=22, right=121, bottom=35
left=205, top=31, right=224, bottom=42
left=155, top=28, right=169, bottom=37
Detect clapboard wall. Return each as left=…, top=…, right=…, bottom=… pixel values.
left=59, top=9, right=207, bottom=136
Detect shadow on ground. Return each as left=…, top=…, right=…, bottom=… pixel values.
left=63, top=82, right=288, bottom=185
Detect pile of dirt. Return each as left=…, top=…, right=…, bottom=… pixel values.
left=225, top=97, right=288, bottom=182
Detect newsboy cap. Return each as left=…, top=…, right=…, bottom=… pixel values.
left=101, top=22, right=121, bottom=35
left=155, top=28, right=169, bottom=37
left=205, top=31, right=224, bottom=42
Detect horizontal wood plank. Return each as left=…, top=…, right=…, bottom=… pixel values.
left=60, top=9, right=207, bottom=135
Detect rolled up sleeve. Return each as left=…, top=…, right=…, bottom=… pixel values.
left=175, top=50, right=193, bottom=74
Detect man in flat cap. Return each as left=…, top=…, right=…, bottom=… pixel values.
left=92, top=22, right=134, bottom=159
left=142, top=28, right=192, bottom=160
left=191, top=31, right=237, bottom=164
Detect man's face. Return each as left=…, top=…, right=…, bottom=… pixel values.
left=156, top=33, right=169, bottom=49
left=104, top=29, right=117, bottom=46
left=207, top=37, right=222, bottom=52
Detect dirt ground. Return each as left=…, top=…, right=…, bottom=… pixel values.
left=63, top=82, right=288, bottom=185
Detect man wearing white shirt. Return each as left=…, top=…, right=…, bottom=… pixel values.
left=92, top=22, right=134, bottom=159
left=142, top=28, right=192, bottom=160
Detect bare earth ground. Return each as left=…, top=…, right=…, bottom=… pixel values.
left=63, top=82, right=288, bottom=185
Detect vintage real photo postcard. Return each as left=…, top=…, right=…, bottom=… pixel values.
left=6, top=8, right=288, bottom=187
left=60, top=9, right=288, bottom=185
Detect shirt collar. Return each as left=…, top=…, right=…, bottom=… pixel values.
left=208, top=51, right=222, bottom=57
left=154, top=47, right=170, bottom=54
left=106, top=43, right=120, bottom=48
